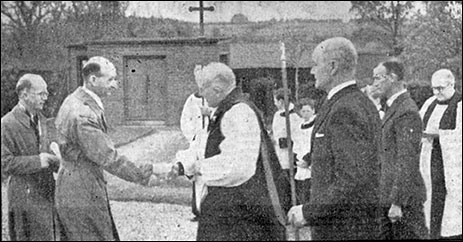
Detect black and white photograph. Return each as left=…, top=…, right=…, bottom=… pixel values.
left=1, top=1, right=461, bottom=241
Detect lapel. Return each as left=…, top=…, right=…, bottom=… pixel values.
left=74, top=87, right=108, bottom=132
left=382, top=92, right=410, bottom=127
left=312, top=84, right=358, bottom=134
left=37, top=111, right=47, bottom=138
left=12, top=104, right=33, bottom=129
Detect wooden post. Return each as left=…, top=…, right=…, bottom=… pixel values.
left=280, top=41, right=300, bottom=241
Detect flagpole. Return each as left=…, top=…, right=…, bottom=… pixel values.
left=280, top=41, right=300, bottom=241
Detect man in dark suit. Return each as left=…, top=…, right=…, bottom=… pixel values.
left=287, top=37, right=382, bottom=240
left=372, top=59, right=429, bottom=239
left=1, top=74, right=61, bottom=240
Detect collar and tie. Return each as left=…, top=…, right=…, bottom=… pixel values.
left=379, top=98, right=389, bottom=113
left=24, top=110, right=40, bottom=145
left=25, top=110, right=39, bottom=127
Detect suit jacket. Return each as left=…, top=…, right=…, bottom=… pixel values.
left=379, top=92, right=426, bottom=207
left=1, top=104, right=56, bottom=240
left=54, top=87, right=147, bottom=241
left=302, top=84, right=382, bottom=226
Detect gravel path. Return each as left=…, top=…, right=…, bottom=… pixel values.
left=111, top=201, right=197, bottom=241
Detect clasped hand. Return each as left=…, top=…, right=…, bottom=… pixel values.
left=138, top=163, right=153, bottom=186
left=287, top=205, right=307, bottom=228
left=388, top=204, right=403, bottom=223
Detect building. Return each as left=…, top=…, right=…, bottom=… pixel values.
left=67, top=37, right=230, bottom=126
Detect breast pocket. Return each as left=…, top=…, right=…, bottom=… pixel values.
left=311, top=133, right=330, bottom=163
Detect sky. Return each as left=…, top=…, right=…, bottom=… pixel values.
left=126, top=1, right=353, bottom=23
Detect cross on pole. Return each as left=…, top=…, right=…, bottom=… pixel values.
left=189, top=1, right=214, bottom=36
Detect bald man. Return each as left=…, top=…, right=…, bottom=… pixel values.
left=419, top=69, right=462, bottom=240
left=287, top=37, right=382, bottom=240
left=54, top=56, right=154, bottom=240
left=1, top=74, right=60, bottom=240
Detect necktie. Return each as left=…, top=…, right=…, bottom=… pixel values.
left=25, top=110, right=40, bottom=145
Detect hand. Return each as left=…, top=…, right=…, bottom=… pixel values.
left=296, top=160, right=308, bottom=168
left=39, top=153, right=60, bottom=168
left=200, top=106, right=211, bottom=117
left=388, top=204, right=403, bottom=223
left=287, top=205, right=307, bottom=228
left=302, top=153, right=311, bottom=166
left=167, top=162, right=181, bottom=180
left=138, top=163, right=153, bottom=186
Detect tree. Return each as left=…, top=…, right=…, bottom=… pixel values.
left=282, top=30, right=322, bottom=101
left=350, top=1, right=415, bottom=56
left=401, top=1, right=462, bottom=90
left=231, top=13, right=249, bottom=24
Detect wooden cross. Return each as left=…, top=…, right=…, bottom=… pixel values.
left=189, top=1, right=214, bottom=36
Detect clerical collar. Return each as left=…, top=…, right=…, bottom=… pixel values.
left=194, top=92, right=203, bottom=98
left=301, top=116, right=316, bottom=129
left=82, top=85, right=104, bottom=110
left=386, top=89, right=407, bottom=107
left=327, top=80, right=356, bottom=100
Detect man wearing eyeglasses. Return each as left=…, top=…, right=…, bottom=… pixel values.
left=1, top=74, right=61, bottom=240
left=371, top=59, right=428, bottom=239
left=419, top=69, right=462, bottom=240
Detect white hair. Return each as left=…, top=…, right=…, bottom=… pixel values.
left=432, top=69, right=455, bottom=85
left=313, top=37, right=358, bottom=74
left=197, top=62, right=236, bottom=91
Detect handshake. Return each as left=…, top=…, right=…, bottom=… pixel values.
left=39, top=152, right=60, bottom=172
left=137, top=163, right=154, bottom=186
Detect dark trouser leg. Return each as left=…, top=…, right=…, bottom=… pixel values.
left=378, top=207, right=393, bottom=240
left=430, top=139, right=446, bottom=239
left=295, top=179, right=311, bottom=205
left=389, top=204, right=429, bottom=240
left=8, top=211, right=16, bottom=241
left=192, top=182, right=200, bottom=217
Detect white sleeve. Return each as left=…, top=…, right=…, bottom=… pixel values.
left=180, top=95, right=202, bottom=142
left=197, top=103, right=261, bottom=187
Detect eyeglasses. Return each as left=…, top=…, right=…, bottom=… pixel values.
left=432, top=84, right=451, bottom=92
left=31, top=92, right=49, bottom=98
left=372, top=74, right=388, bottom=82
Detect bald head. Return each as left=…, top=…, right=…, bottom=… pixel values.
left=311, top=37, right=358, bottom=91
left=16, top=74, right=48, bottom=112
left=432, top=69, right=455, bottom=86
left=313, top=37, right=358, bottom=75
left=16, top=74, right=46, bottom=96
left=431, top=69, right=456, bottom=101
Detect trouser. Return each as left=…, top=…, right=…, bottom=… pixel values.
left=192, top=181, right=200, bottom=217
left=295, top=179, right=311, bottom=205
left=378, top=204, right=429, bottom=239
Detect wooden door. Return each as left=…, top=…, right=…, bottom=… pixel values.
left=125, top=56, right=167, bottom=121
